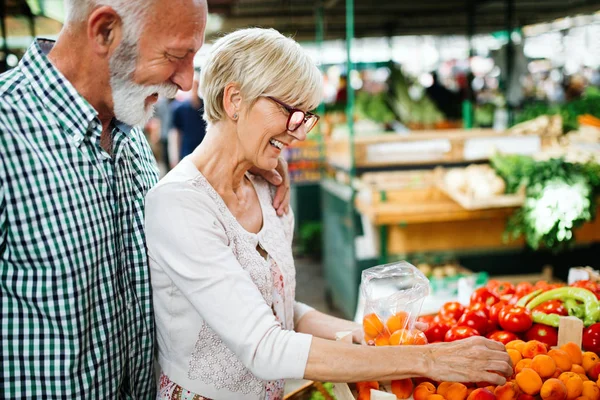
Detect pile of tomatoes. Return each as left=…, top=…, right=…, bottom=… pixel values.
left=419, top=280, right=600, bottom=352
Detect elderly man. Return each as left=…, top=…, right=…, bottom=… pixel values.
left=0, top=0, right=289, bottom=398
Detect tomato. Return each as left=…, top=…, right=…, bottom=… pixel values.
left=433, top=314, right=457, bottom=327
left=490, top=281, right=515, bottom=297
left=514, top=282, right=534, bottom=300
left=444, top=326, right=480, bottom=342
left=440, top=301, right=465, bottom=321
left=470, top=287, right=500, bottom=307
left=571, top=280, right=600, bottom=300
left=498, top=305, right=533, bottom=333
left=533, top=300, right=568, bottom=316
left=487, top=330, right=519, bottom=345
left=423, top=323, right=450, bottom=343
left=417, top=315, right=435, bottom=325
left=457, top=310, right=489, bottom=335
left=582, top=323, right=600, bottom=354
left=524, top=324, right=558, bottom=347
left=489, top=301, right=507, bottom=325
left=469, top=302, right=490, bottom=318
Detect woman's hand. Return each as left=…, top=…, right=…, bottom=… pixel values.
left=249, top=157, right=290, bottom=216
left=423, top=336, right=513, bottom=385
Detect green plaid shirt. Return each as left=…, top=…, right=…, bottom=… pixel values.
left=0, top=39, right=158, bottom=399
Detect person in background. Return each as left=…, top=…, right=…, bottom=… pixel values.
left=154, top=96, right=179, bottom=172
left=172, top=70, right=207, bottom=162
left=0, top=0, right=290, bottom=398
left=145, top=27, right=512, bottom=400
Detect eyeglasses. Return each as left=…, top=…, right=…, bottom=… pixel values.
left=267, top=96, right=320, bottom=133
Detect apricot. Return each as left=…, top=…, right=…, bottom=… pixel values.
left=552, top=368, right=565, bottom=379
left=414, top=382, right=437, bottom=400
left=516, top=368, right=543, bottom=395
left=540, top=378, right=568, bottom=400
left=374, top=331, right=391, bottom=346
left=582, top=352, right=600, bottom=374
left=506, top=340, right=526, bottom=354
left=549, top=349, right=574, bottom=372
left=446, top=383, right=469, bottom=400
left=532, top=354, right=557, bottom=379
left=582, top=380, right=600, bottom=400
left=508, top=349, right=523, bottom=367
left=428, top=395, right=447, bottom=400
left=516, top=394, right=536, bottom=400
left=494, top=381, right=519, bottom=400
left=391, top=378, right=414, bottom=399
left=587, top=363, right=600, bottom=381
left=558, top=371, right=584, bottom=400
left=561, top=343, right=583, bottom=366
left=515, top=359, right=533, bottom=374
left=438, top=381, right=455, bottom=396
left=467, top=387, right=496, bottom=400
left=363, top=313, right=385, bottom=338
left=522, top=340, right=548, bottom=359
left=571, top=365, right=586, bottom=375
left=387, top=311, right=409, bottom=333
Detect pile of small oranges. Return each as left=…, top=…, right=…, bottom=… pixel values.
left=412, top=341, right=600, bottom=400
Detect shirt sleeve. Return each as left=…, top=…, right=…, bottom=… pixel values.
left=145, top=183, right=313, bottom=381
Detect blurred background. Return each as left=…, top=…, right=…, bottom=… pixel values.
left=2, top=0, right=600, bottom=321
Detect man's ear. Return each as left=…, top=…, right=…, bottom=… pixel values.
left=87, top=6, right=123, bottom=56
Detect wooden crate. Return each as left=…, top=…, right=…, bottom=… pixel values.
left=326, top=129, right=547, bottom=170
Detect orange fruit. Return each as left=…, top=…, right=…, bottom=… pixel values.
left=391, top=378, right=414, bottom=399
left=515, top=359, right=533, bottom=374
left=582, top=352, right=600, bottom=373
left=582, top=381, right=600, bottom=400
left=522, top=340, right=548, bottom=358
left=561, top=343, right=583, bottom=366
left=446, top=383, right=469, bottom=400
left=516, top=368, right=543, bottom=395
left=363, top=313, right=385, bottom=338
left=389, top=329, right=427, bottom=345
left=438, top=381, right=455, bottom=397
left=494, top=381, right=519, bottom=400
left=540, top=378, right=568, bottom=400
left=558, top=371, right=584, bottom=400
left=532, top=354, right=557, bottom=379
left=387, top=311, right=409, bottom=333
left=508, top=349, right=523, bottom=367
left=428, top=395, right=446, bottom=400
left=414, top=382, right=437, bottom=400
left=549, top=349, right=573, bottom=372
left=374, top=330, right=391, bottom=346
left=571, top=365, right=586, bottom=374
left=507, top=340, right=526, bottom=353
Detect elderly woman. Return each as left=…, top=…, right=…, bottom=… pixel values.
left=145, top=28, right=512, bottom=400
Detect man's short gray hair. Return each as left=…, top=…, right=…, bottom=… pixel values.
left=64, top=0, right=154, bottom=37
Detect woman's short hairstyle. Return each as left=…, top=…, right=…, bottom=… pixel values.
left=199, top=28, right=323, bottom=124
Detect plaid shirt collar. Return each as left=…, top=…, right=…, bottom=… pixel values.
left=19, top=38, right=134, bottom=144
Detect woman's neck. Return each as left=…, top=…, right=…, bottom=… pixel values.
left=190, top=122, right=253, bottom=195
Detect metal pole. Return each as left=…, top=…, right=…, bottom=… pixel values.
left=0, top=0, right=8, bottom=72
left=505, top=0, right=515, bottom=125
left=345, top=0, right=355, bottom=178
left=463, top=0, right=476, bottom=129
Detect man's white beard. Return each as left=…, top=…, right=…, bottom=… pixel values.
left=109, top=38, right=178, bottom=127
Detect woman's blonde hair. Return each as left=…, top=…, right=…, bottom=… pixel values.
left=199, top=28, right=323, bottom=124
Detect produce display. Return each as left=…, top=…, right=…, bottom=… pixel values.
left=443, top=165, right=507, bottom=200
left=490, top=154, right=600, bottom=251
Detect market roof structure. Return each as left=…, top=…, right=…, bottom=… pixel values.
left=207, top=0, right=600, bottom=41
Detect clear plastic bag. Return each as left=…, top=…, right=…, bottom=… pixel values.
left=360, top=261, right=430, bottom=345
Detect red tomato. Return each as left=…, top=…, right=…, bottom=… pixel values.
left=582, top=323, right=600, bottom=354
left=490, top=281, right=515, bottom=297
left=424, top=323, right=450, bottom=343
left=498, top=305, right=533, bottom=333
left=469, top=302, right=490, bottom=318
left=439, top=301, right=465, bottom=321
left=457, top=310, right=489, bottom=335
left=444, top=326, right=480, bottom=342
left=470, top=287, right=500, bottom=307
left=489, top=301, right=507, bottom=325
left=524, top=324, right=558, bottom=347
left=487, top=330, right=519, bottom=345
left=418, top=315, right=435, bottom=325
left=533, top=300, right=568, bottom=316
left=514, top=282, right=534, bottom=298
left=433, top=314, right=457, bottom=327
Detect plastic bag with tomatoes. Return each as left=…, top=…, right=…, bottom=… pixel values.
left=360, top=261, right=430, bottom=346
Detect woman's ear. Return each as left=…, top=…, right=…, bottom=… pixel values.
left=223, top=83, right=243, bottom=120
left=87, top=6, right=123, bottom=57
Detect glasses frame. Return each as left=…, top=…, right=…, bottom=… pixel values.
left=267, top=96, right=320, bottom=133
